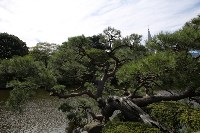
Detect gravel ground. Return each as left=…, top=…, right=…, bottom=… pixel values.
left=0, top=91, right=67, bottom=133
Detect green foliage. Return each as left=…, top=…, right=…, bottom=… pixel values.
left=0, top=56, right=40, bottom=87
left=66, top=35, right=91, bottom=50
left=6, top=81, right=36, bottom=111
left=52, top=85, right=66, bottom=94
left=147, top=101, right=200, bottom=132
left=171, top=52, right=200, bottom=89
left=59, top=97, right=98, bottom=127
left=29, top=42, right=58, bottom=67
left=179, top=107, right=200, bottom=132
left=84, top=82, right=96, bottom=94
left=103, top=121, right=162, bottom=133
left=50, top=46, right=88, bottom=86
left=6, top=80, right=38, bottom=90
left=50, top=28, right=146, bottom=88
left=86, top=48, right=108, bottom=62
left=0, top=56, right=57, bottom=89
left=60, top=103, right=88, bottom=127
left=58, top=102, right=74, bottom=112
left=116, top=52, right=176, bottom=91
left=34, top=66, right=57, bottom=89
left=113, top=34, right=147, bottom=65
left=0, top=33, right=28, bottom=59
left=117, top=50, right=200, bottom=93
left=147, top=15, right=200, bottom=52
left=10, top=57, right=39, bottom=79
left=117, top=52, right=175, bottom=77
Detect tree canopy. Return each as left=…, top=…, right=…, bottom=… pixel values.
left=29, top=42, right=58, bottom=68
left=0, top=33, right=28, bottom=59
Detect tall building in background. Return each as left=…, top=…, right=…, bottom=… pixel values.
left=148, top=27, right=152, bottom=41
left=147, top=27, right=156, bottom=53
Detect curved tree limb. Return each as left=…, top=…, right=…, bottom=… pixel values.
left=99, top=87, right=199, bottom=131
left=132, top=87, right=200, bottom=107
left=105, top=96, right=169, bottom=131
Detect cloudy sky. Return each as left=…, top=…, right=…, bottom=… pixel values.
left=0, top=0, right=200, bottom=47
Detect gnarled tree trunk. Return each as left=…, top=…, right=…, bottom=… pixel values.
left=99, top=96, right=169, bottom=132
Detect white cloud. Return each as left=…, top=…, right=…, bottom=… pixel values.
left=0, top=0, right=200, bottom=46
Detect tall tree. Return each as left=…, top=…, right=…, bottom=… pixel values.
left=0, top=33, right=28, bottom=59
left=49, top=21, right=200, bottom=132
left=49, top=27, right=172, bottom=131
left=29, top=42, right=58, bottom=68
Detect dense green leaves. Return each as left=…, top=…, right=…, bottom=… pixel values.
left=0, top=56, right=56, bottom=87
left=6, top=81, right=37, bottom=111
left=0, top=56, right=40, bottom=87
left=147, top=16, right=200, bottom=52
left=103, top=121, right=162, bottom=133
left=0, top=33, right=28, bottom=59
left=50, top=48, right=88, bottom=86
left=29, top=42, right=58, bottom=68
left=59, top=97, right=98, bottom=128
left=116, top=52, right=177, bottom=92
left=86, top=48, right=109, bottom=62
left=117, top=49, right=200, bottom=94
left=0, top=56, right=57, bottom=109
left=148, top=101, right=200, bottom=132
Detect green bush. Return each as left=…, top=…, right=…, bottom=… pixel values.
left=103, top=121, right=162, bottom=133
left=147, top=101, right=200, bottom=132
left=6, top=81, right=36, bottom=111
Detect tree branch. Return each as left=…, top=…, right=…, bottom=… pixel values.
left=107, top=54, right=120, bottom=77
left=69, top=86, right=82, bottom=92
left=106, top=96, right=169, bottom=131
left=152, top=81, right=174, bottom=95
left=132, top=87, right=200, bottom=107
left=190, top=97, right=200, bottom=104
left=110, top=44, right=131, bottom=54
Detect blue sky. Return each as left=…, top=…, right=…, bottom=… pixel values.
left=0, top=0, right=200, bottom=47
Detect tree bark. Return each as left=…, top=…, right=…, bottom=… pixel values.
left=49, top=82, right=199, bottom=132
left=132, top=87, right=200, bottom=107
left=103, top=96, right=169, bottom=131
left=99, top=88, right=199, bottom=132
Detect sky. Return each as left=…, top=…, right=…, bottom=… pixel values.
left=0, top=0, right=200, bottom=47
